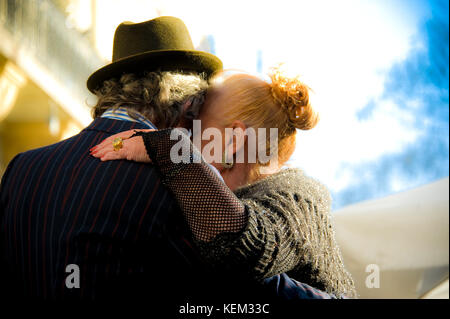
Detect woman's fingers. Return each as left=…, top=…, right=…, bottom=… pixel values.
left=91, top=135, right=152, bottom=163
left=91, top=143, right=111, bottom=159
left=90, top=129, right=155, bottom=153
left=99, top=147, right=128, bottom=161
left=92, top=138, right=131, bottom=161
left=91, top=130, right=134, bottom=152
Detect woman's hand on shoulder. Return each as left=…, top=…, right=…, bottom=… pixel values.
left=90, top=129, right=153, bottom=163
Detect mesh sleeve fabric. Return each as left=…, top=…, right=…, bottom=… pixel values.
left=132, top=129, right=350, bottom=293
left=134, top=129, right=247, bottom=242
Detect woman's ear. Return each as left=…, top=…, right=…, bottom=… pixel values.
left=225, top=120, right=248, bottom=158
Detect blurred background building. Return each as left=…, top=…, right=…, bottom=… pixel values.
left=0, top=0, right=103, bottom=176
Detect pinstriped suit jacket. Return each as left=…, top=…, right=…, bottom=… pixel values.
left=0, top=117, right=338, bottom=305
left=0, top=118, right=202, bottom=301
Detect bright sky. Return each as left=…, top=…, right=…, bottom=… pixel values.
left=91, top=0, right=442, bottom=203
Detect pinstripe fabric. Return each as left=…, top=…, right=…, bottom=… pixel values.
left=0, top=117, right=341, bottom=302
left=0, top=118, right=199, bottom=300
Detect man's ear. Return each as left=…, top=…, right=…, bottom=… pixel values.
left=225, top=120, right=248, bottom=157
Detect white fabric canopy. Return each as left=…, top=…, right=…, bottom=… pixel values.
left=332, top=177, right=449, bottom=299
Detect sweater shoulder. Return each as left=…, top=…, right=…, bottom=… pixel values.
left=234, top=168, right=331, bottom=208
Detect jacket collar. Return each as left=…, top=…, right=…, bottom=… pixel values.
left=82, top=117, right=151, bottom=135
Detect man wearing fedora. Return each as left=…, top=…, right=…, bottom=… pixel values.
left=0, top=16, right=335, bottom=305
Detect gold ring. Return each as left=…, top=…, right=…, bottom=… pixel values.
left=112, top=137, right=124, bottom=151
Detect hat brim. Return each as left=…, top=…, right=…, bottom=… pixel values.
left=87, top=50, right=223, bottom=93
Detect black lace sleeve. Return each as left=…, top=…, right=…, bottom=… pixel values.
left=132, top=128, right=247, bottom=243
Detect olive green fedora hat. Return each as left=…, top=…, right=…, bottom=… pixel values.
left=87, top=16, right=223, bottom=93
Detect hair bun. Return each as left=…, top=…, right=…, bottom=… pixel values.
left=269, top=66, right=319, bottom=131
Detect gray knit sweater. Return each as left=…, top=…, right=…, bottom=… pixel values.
left=139, top=128, right=357, bottom=298
left=231, top=168, right=357, bottom=298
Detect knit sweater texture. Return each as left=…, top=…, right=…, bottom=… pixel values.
left=139, top=128, right=357, bottom=298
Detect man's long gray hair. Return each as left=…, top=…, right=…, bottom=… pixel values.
left=92, top=71, right=209, bottom=128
